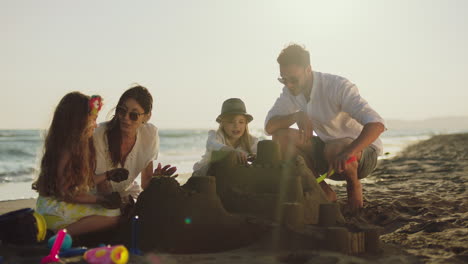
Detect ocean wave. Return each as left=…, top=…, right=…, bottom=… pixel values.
left=0, top=130, right=42, bottom=137
left=0, top=166, right=36, bottom=176
left=0, top=168, right=36, bottom=184
left=0, top=130, right=43, bottom=145
left=0, top=176, right=35, bottom=184
left=159, top=129, right=208, bottom=138
left=0, top=148, right=37, bottom=158
left=0, top=132, right=15, bottom=137
left=0, top=138, right=42, bottom=143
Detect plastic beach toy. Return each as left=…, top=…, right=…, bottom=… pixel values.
left=59, top=247, right=88, bottom=258
left=41, top=229, right=67, bottom=264
left=83, top=245, right=129, bottom=264
left=0, top=208, right=47, bottom=244
left=48, top=232, right=72, bottom=250
left=33, top=211, right=47, bottom=242
left=316, top=156, right=357, bottom=183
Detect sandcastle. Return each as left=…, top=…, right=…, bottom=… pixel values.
left=209, top=140, right=382, bottom=254
left=132, top=175, right=269, bottom=253
left=133, top=140, right=381, bottom=255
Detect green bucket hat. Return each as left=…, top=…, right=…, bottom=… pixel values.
left=216, top=98, right=253, bottom=123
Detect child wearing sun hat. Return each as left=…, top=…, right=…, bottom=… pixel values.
left=192, top=98, right=258, bottom=176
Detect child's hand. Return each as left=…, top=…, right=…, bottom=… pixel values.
left=153, top=163, right=178, bottom=178
left=247, top=154, right=256, bottom=163
left=106, top=168, right=129, bottom=182
left=235, top=151, right=248, bottom=164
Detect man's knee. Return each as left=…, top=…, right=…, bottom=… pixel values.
left=324, top=138, right=354, bottom=160
left=324, top=138, right=361, bottom=181
left=272, top=128, right=297, bottom=141
left=271, top=128, right=304, bottom=161
left=272, top=128, right=301, bottom=149
left=343, top=160, right=359, bottom=179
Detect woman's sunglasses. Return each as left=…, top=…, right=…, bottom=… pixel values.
left=116, top=106, right=145, bottom=121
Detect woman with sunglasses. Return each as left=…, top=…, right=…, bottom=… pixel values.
left=93, top=85, right=176, bottom=205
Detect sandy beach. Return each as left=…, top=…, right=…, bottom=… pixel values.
left=0, top=133, right=467, bottom=263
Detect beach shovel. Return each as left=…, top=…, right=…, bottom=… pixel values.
left=41, top=229, right=67, bottom=264
left=316, top=156, right=357, bottom=183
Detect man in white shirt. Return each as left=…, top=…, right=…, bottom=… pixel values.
left=265, top=44, right=385, bottom=211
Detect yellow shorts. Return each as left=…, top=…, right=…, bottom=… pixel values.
left=36, top=196, right=120, bottom=232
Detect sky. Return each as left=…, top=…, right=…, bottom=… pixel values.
left=1, top=0, right=467, bottom=130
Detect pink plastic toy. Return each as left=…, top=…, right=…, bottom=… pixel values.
left=83, top=245, right=129, bottom=264
left=41, top=229, right=67, bottom=264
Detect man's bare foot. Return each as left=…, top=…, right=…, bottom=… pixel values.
left=346, top=180, right=363, bottom=212
left=319, top=181, right=337, bottom=202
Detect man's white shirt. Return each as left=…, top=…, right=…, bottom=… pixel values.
left=265, top=71, right=385, bottom=155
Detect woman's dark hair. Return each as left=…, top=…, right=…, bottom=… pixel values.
left=106, top=85, right=153, bottom=166
left=32, top=92, right=96, bottom=199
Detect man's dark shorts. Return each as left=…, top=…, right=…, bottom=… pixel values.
left=310, top=136, right=378, bottom=181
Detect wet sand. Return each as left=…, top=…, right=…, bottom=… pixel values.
left=0, top=133, right=467, bottom=263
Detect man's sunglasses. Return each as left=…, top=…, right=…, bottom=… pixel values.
left=116, top=106, right=145, bottom=121
left=277, top=77, right=299, bottom=85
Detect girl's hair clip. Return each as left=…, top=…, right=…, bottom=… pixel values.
left=89, top=95, right=103, bottom=115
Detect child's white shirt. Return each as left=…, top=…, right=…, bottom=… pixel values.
left=193, top=129, right=258, bottom=172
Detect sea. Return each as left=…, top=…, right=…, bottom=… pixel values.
left=0, top=127, right=465, bottom=201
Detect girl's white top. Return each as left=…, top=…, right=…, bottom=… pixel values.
left=193, top=129, right=258, bottom=172
left=94, top=122, right=159, bottom=199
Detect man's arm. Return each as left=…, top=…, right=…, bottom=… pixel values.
left=265, top=111, right=314, bottom=142
left=336, top=79, right=386, bottom=164
left=265, top=113, right=297, bottom=135
left=332, top=122, right=385, bottom=172
left=346, top=122, right=385, bottom=155
left=264, top=88, right=301, bottom=135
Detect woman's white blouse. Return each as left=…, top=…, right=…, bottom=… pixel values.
left=94, top=122, right=159, bottom=199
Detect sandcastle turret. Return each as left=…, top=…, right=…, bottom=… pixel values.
left=210, top=140, right=303, bottom=222
left=253, top=140, right=282, bottom=165
left=183, top=175, right=216, bottom=195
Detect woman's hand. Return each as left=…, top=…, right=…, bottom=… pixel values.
left=96, top=192, right=122, bottom=209
left=153, top=163, right=178, bottom=178
left=106, top=168, right=129, bottom=182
